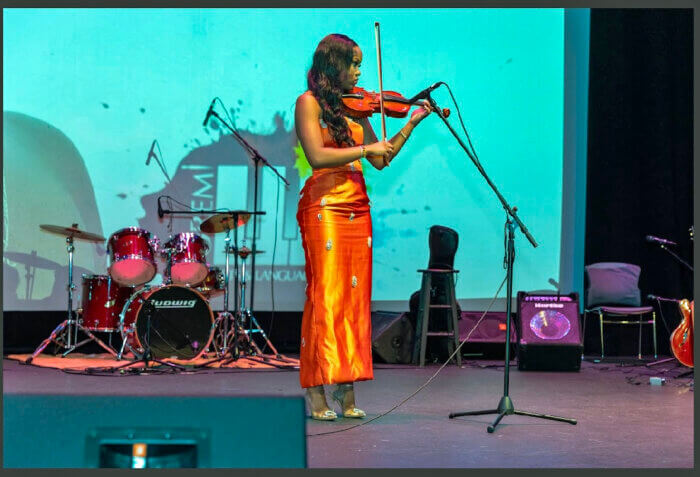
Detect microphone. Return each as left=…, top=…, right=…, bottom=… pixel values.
left=146, top=139, right=157, bottom=165
left=647, top=294, right=679, bottom=302
left=407, top=82, right=443, bottom=105
left=157, top=196, right=164, bottom=218
left=202, top=98, right=216, bottom=127
left=646, top=235, right=677, bottom=246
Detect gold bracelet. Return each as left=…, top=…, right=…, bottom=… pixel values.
left=359, top=145, right=366, bottom=158
left=399, top=130, right=409, bottom=140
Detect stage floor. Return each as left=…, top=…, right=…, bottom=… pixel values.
left=3, top=356, right=694, bottom=468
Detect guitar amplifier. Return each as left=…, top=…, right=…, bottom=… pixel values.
left=516, top=291, right=583, bottom=371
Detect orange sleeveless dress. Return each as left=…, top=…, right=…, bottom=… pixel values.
left=296, top=116, right=374, bottom=388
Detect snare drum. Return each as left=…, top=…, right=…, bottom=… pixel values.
left=119, top=285, right=214, bottom=360
left=108, top=227, right=158, bottom=286
left=163, top=233, right=209, bottom=285
left=80, top=274, right=132, bottom=331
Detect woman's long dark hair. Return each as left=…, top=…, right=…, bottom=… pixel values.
left=307, top=33, right=358, bottom=148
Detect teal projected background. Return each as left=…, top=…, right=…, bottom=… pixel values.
left=3, top=8, right=566, bottom=311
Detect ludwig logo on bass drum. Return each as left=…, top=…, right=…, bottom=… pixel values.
left=149, top=299, right=197, bottom=308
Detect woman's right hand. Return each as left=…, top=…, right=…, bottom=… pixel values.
left=365, top=140, right=394, bottom=159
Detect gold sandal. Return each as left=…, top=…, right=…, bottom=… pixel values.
left=331, top=383, right=366, bottom=418
left=305, top=386, right=337, bottom=421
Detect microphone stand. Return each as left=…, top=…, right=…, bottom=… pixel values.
left=422, top=92, right=577, bottom=433
left=655, top=244, right=694, bottom=272
left=646, top=240, right=693, bottom=369
left=111, top=296, right=186, bottom=373
left=208, top=110, right=289, bottom=339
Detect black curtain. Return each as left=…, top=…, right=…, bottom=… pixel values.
left=585, top=9, right=693, bottom=356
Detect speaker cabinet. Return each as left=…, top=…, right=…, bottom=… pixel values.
left=3, top=394, right=306, bottom=468
left=371, top=311, right=415, bottom=364
left=458, top=311, right=517, bottom=358
left=516, top=292, right=583, bottom=371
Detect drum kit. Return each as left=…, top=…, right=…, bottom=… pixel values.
left=27, top=212, right=283, bottom=366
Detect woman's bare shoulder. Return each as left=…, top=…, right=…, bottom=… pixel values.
left=296, top=91, right=321, bottom=115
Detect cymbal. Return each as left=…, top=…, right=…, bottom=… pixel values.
left=39, top=224, right=106, bottom=242
left=200, top=212, right=252, bottom=234
left=223, top=246, right=265, bottom=258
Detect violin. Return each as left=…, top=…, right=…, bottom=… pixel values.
left=342, top=86, right=450, bottom=119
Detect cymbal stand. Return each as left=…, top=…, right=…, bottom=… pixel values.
left=205, top=212, right=244, bottom=362
left=221, top=248, right=294, bottom=364
left=26, top=236, right=117, bottom=364
left=210, top=224, right=239, bottom=359
left=232, top=247, right=261, bottom=355
left=213, top=242, right=257, bottom=366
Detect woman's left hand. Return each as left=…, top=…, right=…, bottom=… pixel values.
left=409, top=100, right=433, bottom=126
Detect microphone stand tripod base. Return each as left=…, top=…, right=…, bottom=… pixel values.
left=110, top=298, right=187, bottom=373
left=107, top=351, right=187, bottom=374
left=447, top=219, right=576, bottom=433
left=449, top=395, right=576, bottom=434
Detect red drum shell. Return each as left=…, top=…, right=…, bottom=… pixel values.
left=108, top=227, right=157, bottom=286
left=80, top=274, right=132, bottom=331
left=164, top=233, right=209, bottom=285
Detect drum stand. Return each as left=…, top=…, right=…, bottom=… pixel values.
left=26, top=236, right=117, bottom=364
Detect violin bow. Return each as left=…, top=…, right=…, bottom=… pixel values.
left=374, top=22, right=389, bottom=166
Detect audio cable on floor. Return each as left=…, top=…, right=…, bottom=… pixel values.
left=307, top=274, right=508, bottom=437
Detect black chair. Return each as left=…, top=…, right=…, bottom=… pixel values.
left=583, top=262, right=657, bottom=360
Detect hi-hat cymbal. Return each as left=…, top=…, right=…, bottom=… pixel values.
left=39, top=224, right=106, bottom=242
left=223, top=246, right=265, bottom=258
left=200, top=212, right=252, bottom=234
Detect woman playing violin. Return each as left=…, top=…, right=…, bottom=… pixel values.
left=295, top=33, right=433, bottom=420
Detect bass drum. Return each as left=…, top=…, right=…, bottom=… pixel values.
left=120, top=285, right=214, bottom=360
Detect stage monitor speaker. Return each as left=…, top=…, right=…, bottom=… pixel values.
left=458, top=311, right=517, bottom=358
left=459, top=311, right=517, bottom=342
left=516, top=291, right=583, bottom=371
left=3, top=394, right=306, bottom=468
left=371, top=311, right=415, bottom=364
